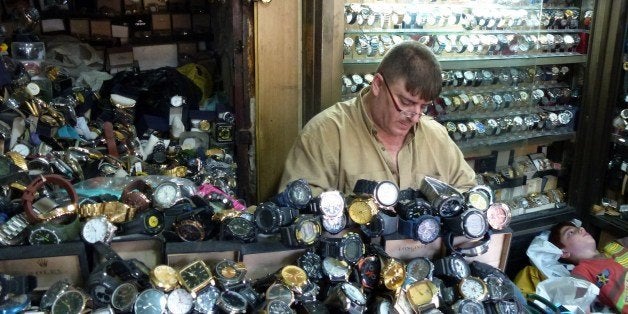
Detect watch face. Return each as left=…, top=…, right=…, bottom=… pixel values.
left=215, top=260, right=246, bottom=285
left=297, top=251, right=322, bottom=282
left=81, top=217, right=110, bottom=244
left=266, top=283, right=294, bottom=304
left=374, top=181, right=399, bottom=207
left=348, top=198, right=377, bottom=225
left=416, top=216, right=440, bottom=244
left=357, top=256, right=380, bottom=289
left=176, top=220, right=205, bottom=242
left=322, top=257, right=350, bottom=280
left=451, top=257, right=470, bottom=279
left=11, top=143, right=30, bottom=157
left=382, top=259, right=406, bottom=290
left=51, top=290, right=86, bottom=314
left=167, top=288, right=194, bottom=314
left=405, top=257, right=433, bottom=283
left=144, top=211, right=165, bottom=234
left=194, top=286, right=220, bottom=313
left=219, top=291, right=247, bottom=312
left=319, top=190, right=345, bottom=217
left=296, top=219, right=320, bottom=245
left=496, top=300, right=518, bottom=314
left=40, top=280, right=71, bottom=310
left=266, top=299, right=292, bottom=314
left=255, top=203, right=280, bottom=233
left=111, top=282, right=138, bottom=311
left=406, top=281, right=435, bottom=306
left=439, top=197, right=463, bottom=218
left=457, top=299, right=485, bottom=314
left=486, top=203, right=511, bottom=230
left=459, top=277, right=488, bottom=301
left=341, top=233, right=364, bottom=264
left=281, top=265, right=308, bottom=292
left=341, top=282, right=366, bottom=305
left=322, top=213, right=346, bottom=235
left=463, top=210, right=488, bottom=238
left=134, top=289, right=166, bottom=314
left=151, top=265, right=179, bottom=292
left=288, top=180, right=312, bottom=208
left=467, top=190, right=490, bottom=211
left=153, top=182, right=179, bottom=208
left=227, top=217, right=254, bottom=238
left=29, top=227, right=60, bottom=245
left=178, top=260, right=213, bottom=292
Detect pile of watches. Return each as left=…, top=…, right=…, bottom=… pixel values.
left=442, top=109, right=575, bottom=143
left=0, top=273, right=37, bottom=313
left=31, top=241, right=522, bottom=313
left=344, top=3, right=583, bottom=31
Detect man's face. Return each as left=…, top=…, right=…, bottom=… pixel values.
left=558, top=225, right=597, bottom=256
left=379, top=76, right=431, bottom=137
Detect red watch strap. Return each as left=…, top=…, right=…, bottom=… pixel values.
left=103, top=121, right=119, bottom=158
left=22, top=174, right=79, bottom=224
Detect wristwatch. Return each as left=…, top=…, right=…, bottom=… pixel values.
left=280, top=215, right=322, bottom=247
left=194, top=286, right=221, bottom=313
left=219, top=216, right=257, bottom=243
left=133, top=288, right=167, bottom=314
left=214, top=259, right=247, bottom=290
left=279, top=265, right=309, bottom=294
left=120, top=179, right=153, bottom=212
left=51, top=287, right=90, bottom=314
left=0, top=274, right=37, bottom=302
left=322, top=212, right=347, bottom=235
left=151, top=179, right=195, bottom=209
left=486, top=202, right=512, bottom=230
left=150, top=265, right=179, bottom=292
left=216, top=290, right=248, bottom=314
left=118, top=208, right=165, bottom=236
left=323, top=282, right=367, bottom=314
left=28, top=214, right=81, bottom=245
left=40, top=279, right=72, bottom=310
left=177, top=260, right=214, bottom=296
left=397, top=214, right=441, bottom=244
left=297, top=251, right=323, bottom=283
left=254, top=202, right=298, bottom=234
left=465, top=185, right=493, bottom=212
left=21, top=174, right=79, bottom=224
left=419, top=176, right=465, bottom=218
left=110, top=282, right=138, bottom=312
left=359, top=210, right=398, bottom=237
left=266, top=282, right=295, bottom=306
left=442, top=209, right=488, bottom=239
left=403, top=279, right=439, bottom=312
left=452, top=298, right=485, bottom=313
left=445, top=231, right=491, bottom=257
left=405, top=257, right=434, bottom=285
left=166, top=288, right=194, bottom=314
left=78, top=201, right=136, bottom=224
left=352, top=179, right=399, bottom=210
left=174, top=207, right=215, bottom=242
left=396, top=197, right=433, bottom=220
left=273, top=178, right=312, bottom=209
left=347, top=197, right=379, bottom=225
left=81, top=216, right=117, bottom=244
left=485, top=274, right=515, bottom=301
left=319, top=232, right=365, bottom=265
left=458, top=275, right=488, bottom=301
left=356, top=255, right=380, bottom=289
left=313, top=190, right=345, bottom=218
left=433, top=255, right=470, bottom=281
left=322, top=257, right=351, bottom=283
left=380, top=256, right=405, bottom=291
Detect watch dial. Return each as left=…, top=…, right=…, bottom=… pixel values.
left=167, top=288, right=194, bottom=314
left=29, top=228, right=60, bottom=245
left=227, top=217, right=253, bottom=237
left=145, top=212, right=165, bottom=234
left=266, top=283, right=294, bottom=304
left=134, top=289, right=166, bottom=314
left=194, top=286, right=220, bottom=313
left=406, top=257, right=432, bottom=282
left=459, top=299, right=485, bottom=314
left=153, top=182, right=178, bottom=208
left=342, top=235, right=364, bottom=263
left=297, top=220, right=318, bottom=244
left=111, top=282, right=138, bottom=311
left=255, top=204, right=277, bottom=232
left=51, top=290, right=85, bottom=313
left=358, top=256, right=380, bottom=289
left=81, top=218, right=108, bottom=243
left=406, top=281, right=434, bottom=306
left=215, top=260, right=245, bottom=283
left=459, top=277, right=487, bottom=301
left=467, top=191, right=489, bottom=211
left=41, top=280, right=71, bottom=309
left=452, top=258, right=470, bottom=278
left=439, top=197, right=463, bottom=217
left=486, top=203, right=511, bottom=230
left=289, top=181, right=312, bottom=208
left=267, top=299, right=292, bottom=314
left=341, top=282, right=366, bottom=305
left=176, top=221, right=205, bottom=241
left=319, top=190, right=345, bottom=217
left=179, top=261, right=212, bottom=291
left=416, top=217, right=440, bottom=244
left=497, top=300, right=518, bottom=314
left=375, top=181, right=399, bottom=207
left=323, top=257, right=350, bottom=279
left=464, top=211, right=488, bottom=238
left=297, top=252, right=322, bottom=282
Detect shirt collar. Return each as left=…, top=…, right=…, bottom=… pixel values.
left=357, top=86, right=418, bottom=140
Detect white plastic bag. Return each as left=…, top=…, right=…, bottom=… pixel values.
left=536, top=277, right=600, bottom=314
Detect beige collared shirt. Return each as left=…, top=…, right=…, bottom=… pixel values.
left=279, top=87, right=476, bottom=196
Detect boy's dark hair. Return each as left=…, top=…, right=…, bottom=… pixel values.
left=548, top=221, right=578, bottom=249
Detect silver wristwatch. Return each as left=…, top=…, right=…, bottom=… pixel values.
left=0, top=213, right=29, bottom=246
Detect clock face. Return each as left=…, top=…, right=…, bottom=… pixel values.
left=51, top=291, right=85, bottom=314
left=111, top=282, right=138, bottom=311
left=406, top=258, right=432, bottom=282
left=406, top=281, right=434, bottom=306
left=176, top=221, right=204, bottom=242
left=288, top=180, right=312, bottom=207
left=266, top=283, right=293, bottom=304
left=81, top=218, right=109, bottom=244
left=29, top=228, right=60, bottom=245
left=416, top=217, right=440, bottom=244
left=342, top=235, right=364, bottom=263
left=179, top=261, right=212, bottom=291
left=487, top=203, right=511, bottom=230
left=452, top=257, right=470, bottom=278
left=297, top=220, right=319, bottom=244
left=227, top=217, right=252, bottom=237
left=467, top=191, right=489, bottom=211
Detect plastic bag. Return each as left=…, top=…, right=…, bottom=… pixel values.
left=526, top=218, right=584, bottom=278
left=536, top=277, right=600, bottom=314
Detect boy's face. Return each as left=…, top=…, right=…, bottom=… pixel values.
left=558, top=225, right=597, bottom=259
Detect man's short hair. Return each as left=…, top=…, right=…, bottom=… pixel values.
left=376, top=41, right=442, bottom=101
left=548, top=220, right=578, bottom=249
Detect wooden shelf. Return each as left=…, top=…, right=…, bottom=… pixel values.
left=458, top=131, right=576, bottom=158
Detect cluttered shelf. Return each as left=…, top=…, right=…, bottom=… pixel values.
left=510, top=206, right=577, bottom=236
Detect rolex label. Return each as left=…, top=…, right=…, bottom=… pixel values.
left=0, top=256, right=82, bottom=291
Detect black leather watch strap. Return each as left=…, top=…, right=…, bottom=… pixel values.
left=353, top=179, right=377, bottom=195
left=320, top=237, right=342, bottom=259
left=118, top=208, right=165, bottom=235
left=279, top=225, right=299, bottom=247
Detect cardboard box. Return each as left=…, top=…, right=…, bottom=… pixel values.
left=108, top=237, right=163, bottom=269
left=383, top=234, right=443, bottom=260
left=133, top=44, right=177, bottom=70
left=152, top=13, right=171, bottom=31
left=90, top=20, right=112, bottom=38
left=70, top=19, right=90, bottom=38
left=172, top=13, right=192, bottom=31
left=240, top=238, right=305, bottom=280
left=106, top=46, right=134, bottom=72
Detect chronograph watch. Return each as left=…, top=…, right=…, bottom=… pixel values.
left=398, top=214, right=441, bottom=244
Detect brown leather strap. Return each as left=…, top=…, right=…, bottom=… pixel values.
left=22, top=174, right=79, bottom=224
left=103, top=121, right=119, bottom=158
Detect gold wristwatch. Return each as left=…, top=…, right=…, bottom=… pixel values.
left=347, top=197, right=378, bottom=225
left=150, top=265, right=179, bottom=292
left=177, top=260, right=214, bottom=296
left=279, top=265, right=308, bottom=294
left=79, top=201, right=137, bottom=223
left=381, top=257, right=405, bottom=291
left=405, top=279, right=439, bottom=310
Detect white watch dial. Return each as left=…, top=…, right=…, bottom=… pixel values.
left=153, top=182, right=179, bottom=208
left=81, top=217, right=110, bottom=243
left=167, top=288, right=194, bottom=314
left=11, top=143, right=31, bottom=157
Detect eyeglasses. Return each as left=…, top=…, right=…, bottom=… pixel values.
left=381, top=75, right=430, bottom=119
